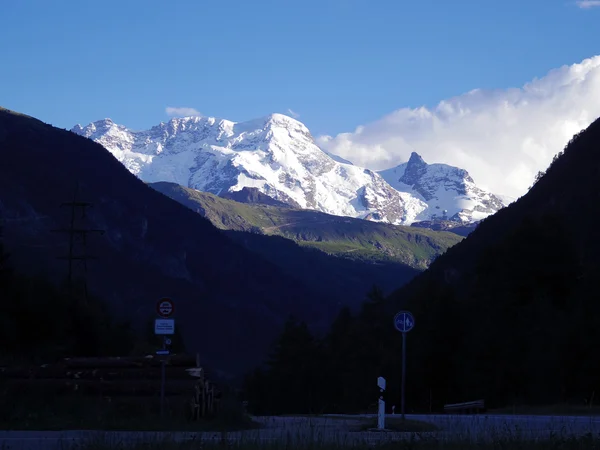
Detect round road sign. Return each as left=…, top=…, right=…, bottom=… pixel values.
left=393, top=311, right=415, bottom=333
left=157, top=298, right=174, bottom=318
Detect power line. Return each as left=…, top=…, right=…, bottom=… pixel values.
left=51, top=182, right=104, bottom=303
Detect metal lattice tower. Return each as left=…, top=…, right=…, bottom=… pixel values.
left=52, top=182, right=104, bottom=303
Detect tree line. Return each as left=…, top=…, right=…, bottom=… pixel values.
left=0, top=219, right=185, bottom=364
left=243, top=286, right=412, bottom=415
left=243, top=226, right=597, bottom=416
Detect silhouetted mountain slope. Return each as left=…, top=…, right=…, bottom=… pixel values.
left=146, top=185, right=424, bottom=315
left=222, top=231, right=420, bottom=306
left=0, top=107, right=386, bottom=376
left=386, top=119, right=600, bottom=408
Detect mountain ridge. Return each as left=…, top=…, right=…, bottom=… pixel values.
left=72, top=114, right=505, bottom=226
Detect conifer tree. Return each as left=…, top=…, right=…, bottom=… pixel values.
left=324, top=306, right=359, bottom=412
left=0, top=218, right=11, bottom=283
left=263, top=315, right=323, bottom=413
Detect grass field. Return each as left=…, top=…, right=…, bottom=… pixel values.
left=489, top=403, right=600, bottom=416
left=0, top=391, right=259, bottom=432
left=352, top=417, right=439, bottom=432
left=5, top=395, right=600, bottom=449
left=4, top=409, right=600, bottom=449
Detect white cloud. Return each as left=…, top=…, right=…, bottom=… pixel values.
left=576, top=0, right=600, bottom=8
left=165, top=106, right=201, bottom=117
left=287, top=108, right=300, bottom=119
left=317, top=56, right=600, bottom=199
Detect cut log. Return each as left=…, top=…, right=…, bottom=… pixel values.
left=0, top=366, right=204, bottom=381
left=60, top=355, right=198, bottom=368
left=3, top=379, right=199, bottom=396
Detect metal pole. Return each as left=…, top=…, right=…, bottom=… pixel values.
left=429, top=388, right=433, bottom=414
left=401, top=331, right=406, bottom=420
left=160, top=335, right=166, bottom=418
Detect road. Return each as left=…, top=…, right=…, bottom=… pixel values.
left=2, top=414, right=600, bottom=449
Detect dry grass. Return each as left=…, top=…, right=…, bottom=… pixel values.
left=74, top=432, right=600, bottom=450
left=0, top=390, right=259, bottom=432
left=490, top=403, right=600, bottom=416
left=352, top=417, right=439, bottom=432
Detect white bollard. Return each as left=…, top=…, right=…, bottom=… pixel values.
left=378, top=398, right=385, bottom=429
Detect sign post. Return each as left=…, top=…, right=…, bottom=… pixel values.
left=377, top=376, right=386, bottom=430
left=393, top=310, right=415, bottom=420
left=155, top=298, right=175, bottom=418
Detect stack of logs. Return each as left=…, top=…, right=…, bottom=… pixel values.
left=0, top=354, right=220, bottom=420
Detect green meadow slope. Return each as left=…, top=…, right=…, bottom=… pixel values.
left=150, top=182, right=463, bottom=269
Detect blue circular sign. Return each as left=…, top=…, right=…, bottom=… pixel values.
left=393, top=311, right=415, bottom=333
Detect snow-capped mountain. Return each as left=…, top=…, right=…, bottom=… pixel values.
left=72, top=114, right=425, bottom=224
left=379, top=152, right=506, bottom=223
left=71, top=114, right=504, bottom=225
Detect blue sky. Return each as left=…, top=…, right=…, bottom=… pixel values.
left=0, top=0, right=599, bottom=138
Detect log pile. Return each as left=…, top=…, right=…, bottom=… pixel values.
left=0, top=354, right=221, bottom=419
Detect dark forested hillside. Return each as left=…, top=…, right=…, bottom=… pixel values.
left=0, top=108, right=400, bottom=377
left=383, top=120, right=600, bottom=410
left=0, top=107, right=428, bottom=378
left=147, top=182, right=434, bottom=305
left=0, top=108, right=309, bottom=375
left=222, top=231, right=420, bottom=308
left=244, top=117, right=600, bottom=414
left=0, top=220, right=136, bottom=363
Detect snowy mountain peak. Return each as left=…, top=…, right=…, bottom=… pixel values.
left=402, top=152, right=429, bottom=188
left=72, top=115, right=505, bottom=226
left=379, top=153, right=505, bottom=223
left=407, top=151, right=426, bottom=166
left=265, top=113, right=306, bottom=128
left=72, top=118, right=114, bottom=134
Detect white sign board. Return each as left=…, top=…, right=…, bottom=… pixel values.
left=377, top=376, right=386, bottom=391
left=155, top=319, right=175, bottom=335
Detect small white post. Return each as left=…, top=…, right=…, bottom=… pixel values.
left=378, top=398, right=385, bottom=429
left=377, top=376, right=386, bottom=430
left=392, top=405, right=396, bottom=415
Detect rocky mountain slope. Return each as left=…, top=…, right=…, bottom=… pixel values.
left=409, top=219, right=478, bottom=237
left=0, top=107, right=428, bottom=377
left=72, top=114, right=505, bottom=225
left=150, top=182, right=463, bottom=268
left=379, top=152, right=506, bottom=223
